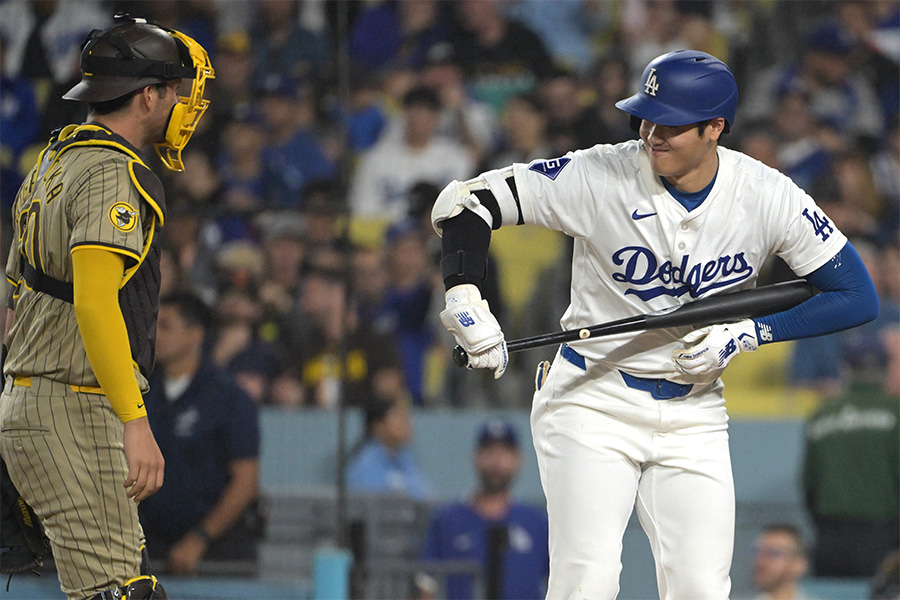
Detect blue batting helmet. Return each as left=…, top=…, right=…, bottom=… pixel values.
left=615, top=50, right=738, bottom=134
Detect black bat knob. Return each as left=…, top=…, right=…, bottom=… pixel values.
left=452, top=345, right=468, bottom=368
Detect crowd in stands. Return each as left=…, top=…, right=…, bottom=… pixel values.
left=2, top=0, right=898, bottom=413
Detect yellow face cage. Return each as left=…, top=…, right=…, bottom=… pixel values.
left=154, top=29, right=214, bottom=172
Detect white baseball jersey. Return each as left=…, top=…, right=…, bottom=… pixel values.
left=511, top=140, right=847, bottom=382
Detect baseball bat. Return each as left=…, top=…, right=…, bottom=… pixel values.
left=452, top=280, right=815, bottom=368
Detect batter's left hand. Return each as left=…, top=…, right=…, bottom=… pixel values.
left=673, top=319, right=759, bottom=378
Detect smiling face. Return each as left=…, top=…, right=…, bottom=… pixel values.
left=639, top=117, right=725, bottom=192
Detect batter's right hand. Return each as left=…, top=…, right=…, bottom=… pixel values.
left=123, top=417, right=165, bottom=502
left=440, top=284, right=509, bottom=378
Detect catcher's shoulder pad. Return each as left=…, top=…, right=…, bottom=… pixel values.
left=51, top=124, right=167, bottom=225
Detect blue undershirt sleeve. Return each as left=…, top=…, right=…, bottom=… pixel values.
left=753, top=241, right=879, bottom=344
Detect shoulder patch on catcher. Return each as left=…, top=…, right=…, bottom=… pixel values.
left=109, top=202, right=139, bottom=232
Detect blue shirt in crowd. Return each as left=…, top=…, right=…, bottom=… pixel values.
left=345, top=439, right=431, bottom=500
left=422, top=502, right=549, bottom=600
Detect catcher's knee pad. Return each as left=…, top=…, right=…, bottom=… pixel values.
left=90, top=575, right=167, bottom=600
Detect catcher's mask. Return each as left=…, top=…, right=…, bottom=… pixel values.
left=64, top=14, right=214, bottom=172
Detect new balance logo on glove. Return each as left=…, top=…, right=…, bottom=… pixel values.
left=456, top=311, right=476, bottom=327
left=718, top=340, right=737, bottom=365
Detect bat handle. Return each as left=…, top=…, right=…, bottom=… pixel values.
left=452, top=346, right=468, bottom=368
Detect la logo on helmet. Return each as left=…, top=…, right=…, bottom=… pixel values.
left=643, top=68, right=659, bottom=97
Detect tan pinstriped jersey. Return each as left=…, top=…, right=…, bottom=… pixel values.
left=4, top=124, right=165, bottom=390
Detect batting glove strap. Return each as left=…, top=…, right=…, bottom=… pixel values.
left=673, top=318, right=759, bottom=376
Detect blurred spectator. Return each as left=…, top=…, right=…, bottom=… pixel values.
left=538, top=67, right=588, bottom=155
left=208, top=240, right=282, bottom=401
left=341, top=68, right=388, bottom=154
left=249, top=0, right=330, bottom=84
left=448, top=0, right=555, bottom=115
left=258, top=74, right=338, bottom=209
left=737, top=122, right=781, bottom=170
left=830, top=150, right=886, bottom=238
left=406, top=180, right=444, bottom=249
left=504, top=0, right=600, bottom=74
left=0, top=0, right=108, bottom=136
left=419, top=41, right=499, bottom=165
left=273, top=256, right=406, bottom=408
left=131, top=0, right=218, bottom=62
left=141, top=293, right=261, bottom=575
left=159, top=212, right=221, bottom=306
left=483, top=93, right=551, bottom=171
left=422, top=419, right=549, bottom=600
left=171, top=149, right=223, bottom=212
left=348, top=0, right=449, bottom=71
left=673, top=0, right=730, bottom=61
left=214, top=240, right=265, bottom=297
left=743, top=20, right=884, bottom=149
left=771, top=91, right=832, bottom=193
left=749, top=524, right=814, bottom=600
left=158, top=240, right=187, bottom=298
left=349, top=85, right=473, bottom=224
left=205, top=31, right=256, bottom=135
left=256, top=214, right=307, bottom=354
left=345, top=395, right=431, bottom=500
left=217, top=108, right=270, bottom=213
left=621, top=0, right=684, bottom=73
left=352, top=244, right=390, bottom=330
left=257, top=214, right=307, bottom=320
left=212, top=286, right=281, bottom=404
left=376, top=220, right=438, bottom=406
left=834, top=0, right=899, bottom=127
left=802, top=331, right=900, bottom=577
left=170, top=149, right=259, bottom=250
left=576, top=54, right=639, bottom=147
left=301, top=178, right=347, bottom=249
left=621, top=0, right=729, bottom=86
left=869, top=118, right=900, bottom=245
left=0, top=33, right=40, bottom=212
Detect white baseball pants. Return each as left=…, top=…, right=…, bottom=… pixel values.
left=531, top=353, right=734, bottom=600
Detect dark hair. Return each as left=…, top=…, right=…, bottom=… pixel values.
left=160, top=292, right=213, bottom=331
left=403, top=85, right=441, bottom=111
left=88, top=81, right=169, bottom=115
left=762, top=523, right=806, bottom=554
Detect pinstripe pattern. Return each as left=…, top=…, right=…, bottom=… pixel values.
left=0, top=380, right=143, bottom=600
left=2, top=130, right=157, bottom=599
left=4, top=143, right=148, bottom=389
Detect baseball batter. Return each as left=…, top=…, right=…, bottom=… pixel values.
left=433, top=50, right=878, bottom=599
left=1, top=16, right=212, bottom=600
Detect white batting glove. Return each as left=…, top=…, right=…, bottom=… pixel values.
left=673, top=319, right=759, bottom=379
left=440, top=284, right=509, bottom=379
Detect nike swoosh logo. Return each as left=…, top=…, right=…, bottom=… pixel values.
left=632, top=210, right=657, bottom=220
left=137, top=403, right=144, bottom=409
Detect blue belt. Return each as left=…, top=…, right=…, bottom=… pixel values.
left=560, top=343, right=693, bottom=401
left=560, top=343, right=586, bottom=369
left=618, top=371, right=693, bottom=400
